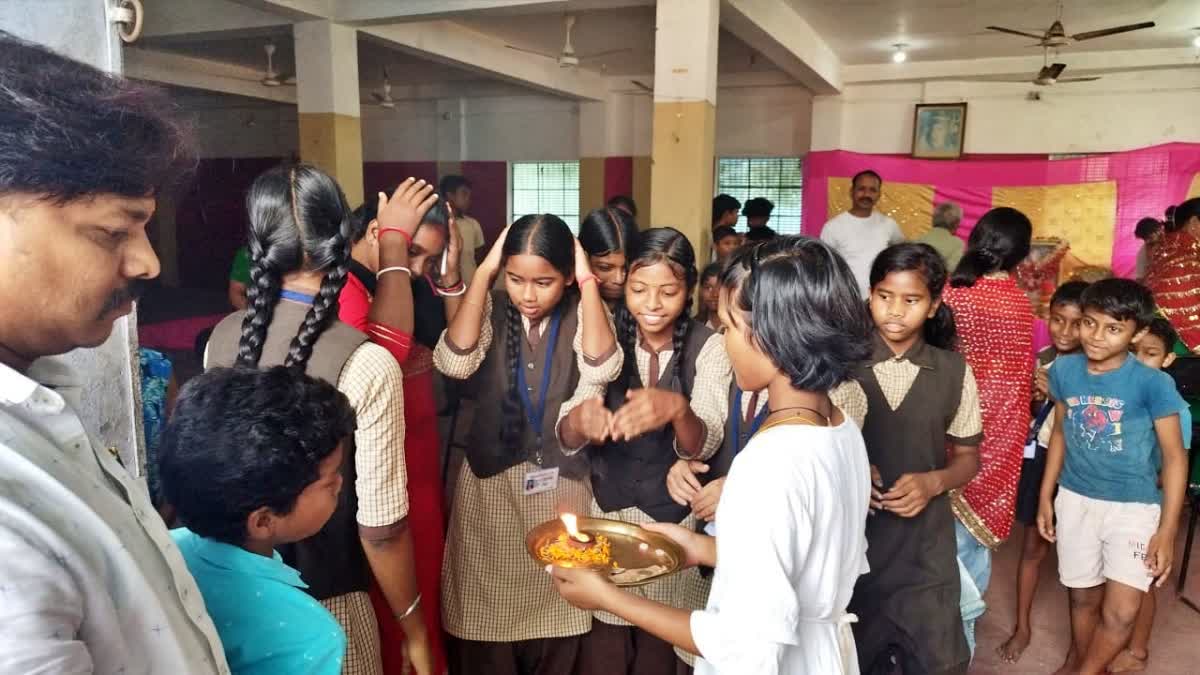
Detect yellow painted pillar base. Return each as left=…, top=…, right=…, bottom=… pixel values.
left=579, top=157, right=606, bottom=217
left=298, top=112, right=364, bottom=207
left=649, top=101, right=716, bottom=261
left=632, top=156, right=653, bottom=230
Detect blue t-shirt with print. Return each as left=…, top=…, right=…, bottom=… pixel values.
left=1049, top=353, right=1187, bottom=504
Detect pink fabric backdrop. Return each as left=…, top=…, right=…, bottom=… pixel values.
left=802, top=143, right=1200, bottom=277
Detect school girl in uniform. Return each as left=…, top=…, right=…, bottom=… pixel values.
left=432, top=214, right=622, bottom=675
left=559, top=228, right=731, bottom=674
left=849, top=243, right=982, bottom=675
left=550, top=235, right=875, bottom=675
left=577, top=207, right=640, bottom=309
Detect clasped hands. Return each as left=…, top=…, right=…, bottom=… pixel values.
left=569, top=389, right=687, bottom=445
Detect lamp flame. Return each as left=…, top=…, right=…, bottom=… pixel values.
left=560, top=513, right=591, bottom=543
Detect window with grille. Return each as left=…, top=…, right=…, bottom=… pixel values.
left=716, top=157, right=803, bottom=234
left=510, top=161, right=581, bottom=232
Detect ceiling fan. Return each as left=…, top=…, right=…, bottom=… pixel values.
left=368, top=67, right=395, bottom=108
left=986, top=2, right=1154, bottom=48
left=260, top=40, right=295, bottom=87
left=505, top=15, right=632, bottom=68
left=981, top=49, right=1101, bottom=86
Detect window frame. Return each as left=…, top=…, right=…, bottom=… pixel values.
left=715, top=156, right=804, bottom=235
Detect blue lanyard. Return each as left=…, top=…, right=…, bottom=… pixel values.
left=515, top=305, right=563, bottom=444
left=279, top=289, right=315, bottom=304
left=731, top=388, right=769, bottom=456
left=1026, top=399, right=1054, bottom=445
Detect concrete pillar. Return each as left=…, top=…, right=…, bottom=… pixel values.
left=3, top=0, right=146, bottom=474
left=294, top=20, right=364, bottom=205
left=649, top=0, right=719, bottom=259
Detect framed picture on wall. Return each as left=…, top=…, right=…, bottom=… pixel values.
left=912, top=103, right=967, bottom=159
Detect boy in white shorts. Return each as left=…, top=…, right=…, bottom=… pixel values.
left=1037, top=279, right=1188, bottom=675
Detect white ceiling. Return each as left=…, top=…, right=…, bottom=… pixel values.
left=786, top=0, right=1200, bottom=65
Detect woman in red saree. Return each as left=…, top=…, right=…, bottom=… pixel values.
left=942, top=207, right=1034, bottom=631
left=1147, top=198, right=1200, bottom=354
left=340, top=183, right=461, bottom=675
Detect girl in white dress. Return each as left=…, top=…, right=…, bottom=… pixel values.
left=551, top=235, right=875, bottom=674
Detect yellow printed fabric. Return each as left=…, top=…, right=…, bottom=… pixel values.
left=992, top=182, right=1116, bottom=269
left=827, top=178, right=935, bottom=240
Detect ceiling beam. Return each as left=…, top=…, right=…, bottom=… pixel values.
left=124, top=48, right=298, bottom=104
left=332, top=0, right=653, bottom=25
left=140, top=0, right=290, bottom=40
left=222, top=0, right=334, bottom=20
left=843, top=48, right=1200, bottom=84
left=360, top=21, right=607, bottom=100
left=720, top=0, right=842, bottom=95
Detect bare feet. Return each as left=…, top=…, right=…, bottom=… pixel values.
left=996, top=626, right=1031, bottom=663
left=1108, top=648, right=1148, bottom=673
left=1053, top=646, right=1079, bottom=675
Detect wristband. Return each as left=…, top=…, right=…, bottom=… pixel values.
left=378, top=227, right=413, bottom=247
left=437, top=283, right=468, bottom=297
left=576, top=274, right=598, bottom=287
left=378, top=266, right=412, bottom=278
left=394, top=593, right=422, bottom=621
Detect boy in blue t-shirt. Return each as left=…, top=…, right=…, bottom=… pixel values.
left=1037, top=279, right=1188, bottom=675
left=155, top=366, right=355, bottom=675
left=1107, top=317, right=1192, bottom=673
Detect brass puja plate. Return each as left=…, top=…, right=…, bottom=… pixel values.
left=527, top=516, right=685, bottom=587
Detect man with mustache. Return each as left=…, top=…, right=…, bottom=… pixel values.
left=820, top=169, right=905, bottom=298
left=0, top=32, right=230, bottom=673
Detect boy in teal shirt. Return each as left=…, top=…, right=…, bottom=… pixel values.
left=155, top=366, right=355, bottom=675
left=1038, top=280, right=1188, bottom=675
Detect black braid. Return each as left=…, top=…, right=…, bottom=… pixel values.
left=669, top=315, right=690, bottom=391
left=235, top=247, right=282, bottom=367
left=612, top=301, right=640, bottom=395
left=284, top=232, right=352, bottom=370
left=500, top=297, right=525, bottom=451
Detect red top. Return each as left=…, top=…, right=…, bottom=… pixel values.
left=339, top=272, right=412, bottom=364
left=1147, top=230, right=1200, bottom=354
left=944, top=276, right=1034, bottom=548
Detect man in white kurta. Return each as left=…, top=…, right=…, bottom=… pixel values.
left=820, top=170, right=905, bottom=298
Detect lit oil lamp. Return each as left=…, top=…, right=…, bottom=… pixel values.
left=560, top=513, right=592, bottom=549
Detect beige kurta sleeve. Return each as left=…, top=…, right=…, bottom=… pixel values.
left=433, top=292, right=494, bottom=380
left=338, top=342, right=409, bottom=537
left=556, top=300, right=622, bottom=455
left=831, top=379, right=868, bottom=429
left=674, top=332, right=733, bottom=461
left=948, top=364, right=984, bottom=443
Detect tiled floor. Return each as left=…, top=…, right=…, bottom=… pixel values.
left=970, top=513, right=1200, bottom=674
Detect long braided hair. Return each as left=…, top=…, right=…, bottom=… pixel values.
left=498, top=213, right=576, bottom=451
left=236, top=164, right=354, bottom=370
left=613, top=227, right=698, bottom=394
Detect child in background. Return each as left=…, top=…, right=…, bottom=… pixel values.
left=1038, top=279, right=1188, bottom=675
left=997, top=280, right=1088, bottom=664
left=711, top=226, right=742, bottom=264
left=696, top=262, right=723, bottom=332
left=157, top=366, right=355, bottom=675
left=433, top=214, right=621, bottom=674
left=551, top=236, right=875, bottom=674
left=850, top=243, right=981, bottom=675
left=1107, top=317, right=1193, bottom=673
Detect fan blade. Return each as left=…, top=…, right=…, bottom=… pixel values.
left=986, top=26, right=1046, bottom=40
left=505, top=44, right=557, bottom=59
left=1057, top=77, right=1102, bottom=83
left=577, top=48, right=633, bottom=60
left=1045, top=63, right=1067, bottom=79
left=630, top=79, right=653, bottom=93
left=371, top=92, right=385, bottom=102
left=1072, top=22, right=1154, bottom=41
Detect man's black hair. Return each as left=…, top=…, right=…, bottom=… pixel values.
left=1144, top=317, right=1179, bottom=350
left=712, top=194, right=741, bottom=224
left=1134, top=217, right=1163, bottom=241
left=0, top=31, right=195, bottom=202
left=155, top=366, right=356, bottom=546
left=852, top=170, right=883, bottom=188
left=712, top=225, right=739, bottom=242
left=606, top=194, right=637, bottom=218
left=1080, top=278, right=1158, bottom=329
left=439, top=174, right=471, bottom=196
left=1049, top=280, right=1089, bottom=310
left=742, top=197, right=774, bottom=218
